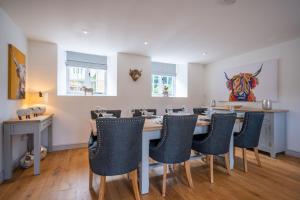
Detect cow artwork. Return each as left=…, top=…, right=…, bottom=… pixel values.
left=8, top=44, right=26, bottom=99
left=224, top=64, right=263, bottom=102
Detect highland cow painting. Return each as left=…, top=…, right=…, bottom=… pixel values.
left=8, top=44, right=26, bottom=99
left=220, top=59, right=278, bottom=102
left=224, top=64, right=262, bottom=102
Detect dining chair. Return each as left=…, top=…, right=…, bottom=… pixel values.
left=88, top=117, right=145, bottom=200
left=234, top=112, right=264, bottom=172
left=132, top=109, right=157, bottom=117
left=149, top=115, right=198, bottom=197
left=193, top=107, right=207, bottom=115
left=192, top=113, right=236, bottom=183
left=90, top=109, right=121, bottom=119
left=165, top=108, right=184, bottom=114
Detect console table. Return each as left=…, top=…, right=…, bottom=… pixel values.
left=3, top=114, right=53, bottom=180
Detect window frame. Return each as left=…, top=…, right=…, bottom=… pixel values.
left=66, top=65, right=107, bottom=96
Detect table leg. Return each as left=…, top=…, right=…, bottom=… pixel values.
left=48, top=124, right=53, bottom=152
left=3, top=125, right=12, bottom=180
left=139, top=133, right=150, bottom=194
left=33, top=125, right=41, bottom=175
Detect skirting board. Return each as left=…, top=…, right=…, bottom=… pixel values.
left=52, top=143, right=87, bottom=152
left=285, top=150, right=300, bottom=158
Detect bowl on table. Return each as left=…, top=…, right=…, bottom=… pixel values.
left=102, top=113, right=114, bottom=118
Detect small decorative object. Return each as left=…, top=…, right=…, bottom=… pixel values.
left=19, top=152, right=34, bottom=169
left=30, top=106, right=46, bottom=117
left=210, top=99, right=216, bottom=107
left=81, top=86, right=93, bottom=96
left=262, top=99, right=272, bottom=110
left=17, top=108, right=32, bottom=120
left=163, top=85, right=169, bottom=97
left=20, top=146, right=48, bottom=168
left=40, top=146, right=48, bottom=160
left=225, top=64, right=263, bottom=102
left=129, top=69, right=142, bottom=81
left=8, top=44, right=26, bottom=99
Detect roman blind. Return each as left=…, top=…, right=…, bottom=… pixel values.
left=152, top=62, right=176, bottom=76
left=65, top=51, right=107, bottom=70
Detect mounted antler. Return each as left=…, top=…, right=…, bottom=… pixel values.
left=224, top=72, right=231, bottom=80
left=253, top=64, right=263, bottom=77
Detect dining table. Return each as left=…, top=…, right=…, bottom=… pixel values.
left=90, top=115, right=238, bottom=195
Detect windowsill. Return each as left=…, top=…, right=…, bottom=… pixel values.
left=151, top=95, right=188, bottom=98
left=57, top=94, right=117, bottom=97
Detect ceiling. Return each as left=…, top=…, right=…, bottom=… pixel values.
left=1, top=0, right=300, bottom=64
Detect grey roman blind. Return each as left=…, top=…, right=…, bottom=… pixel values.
left=152, top=62, right=176, bottom=76
left=66, top=51, right=107, bottom=70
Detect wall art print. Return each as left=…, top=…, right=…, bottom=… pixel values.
left=8, top=44, right=26, bottom=99
left=224, top=64, right=262, bottom=102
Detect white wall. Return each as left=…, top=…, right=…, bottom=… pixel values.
left=0, top=8, right=28, bottom=182
left=204, top=38, right=300, bottom=153
left=27, top=42, right=206, bottom=147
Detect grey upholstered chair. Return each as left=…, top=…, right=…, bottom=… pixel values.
left=234, top=112, right=264, bottom=172
left=192, top=113, right=236, bottom=183
left=89, top=117, right=145, bottom=200
left=90, top=109, right=121, bottom=119
left=193, top=107, right=207, bottom=115
left=132, top=109, right=157, bottom=117
left=165, top=108, right=184, bottom=114
left=149, top=115, right=198, bottom=196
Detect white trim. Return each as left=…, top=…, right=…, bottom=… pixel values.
left=285, top=150, right=300, bottom=158
left=52, top=143, right=86, bottom=151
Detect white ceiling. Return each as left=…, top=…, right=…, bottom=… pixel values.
left=1, top=0, right=300, bottom=64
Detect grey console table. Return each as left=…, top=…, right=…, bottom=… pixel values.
left=3, top=114, right=53, bottom=180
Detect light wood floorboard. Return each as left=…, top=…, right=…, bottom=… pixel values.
left=0, top=148, right=300, bottom=200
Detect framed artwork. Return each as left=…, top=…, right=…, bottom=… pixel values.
left=8, top=44, right=26, bottom=99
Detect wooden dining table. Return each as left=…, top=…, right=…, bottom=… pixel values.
left=90, top=116, right=237, bottom=195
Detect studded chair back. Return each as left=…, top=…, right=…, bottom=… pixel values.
left=132, top=109, right=157, bottom=117
left=193, top=108, right=207, bottom=115
left=89, top=117, right=145, bottom=176
left=235, top=112, right=264, bottom=148
left=91, top=110, right=122, bottom=119
left=194, top=113, right=236, bottom=155
left=150, top=115, right=198, bottom=163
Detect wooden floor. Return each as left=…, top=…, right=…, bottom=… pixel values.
left=1, top=148, right=300, bottom=200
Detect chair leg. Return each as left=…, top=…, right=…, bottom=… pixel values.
left=89, top=169, right=93, bottom=190
left=184, top=161, right=194, bottom=188
left=129, top=170, right=141, bottom=200
left=162, top=164, right=168, bottom=197
left=209, top=155, right=214, bottom=183
left=243, top=148, right=248, bottom=173
left=224, top=153, right=231, bottom=175
left=98, top=176, right=106, bottom=200
left=254, top=147, right=262, bottom=167
left=234, top=146, right=236, bottom=158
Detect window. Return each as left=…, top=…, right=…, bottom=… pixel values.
left=67, top=67, right=106, bottom=95
left=65, top=51, right=107, bottom=96
left=151, top=62, right=176, bottom=97
left=152, top=75, right=175, bottom=97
